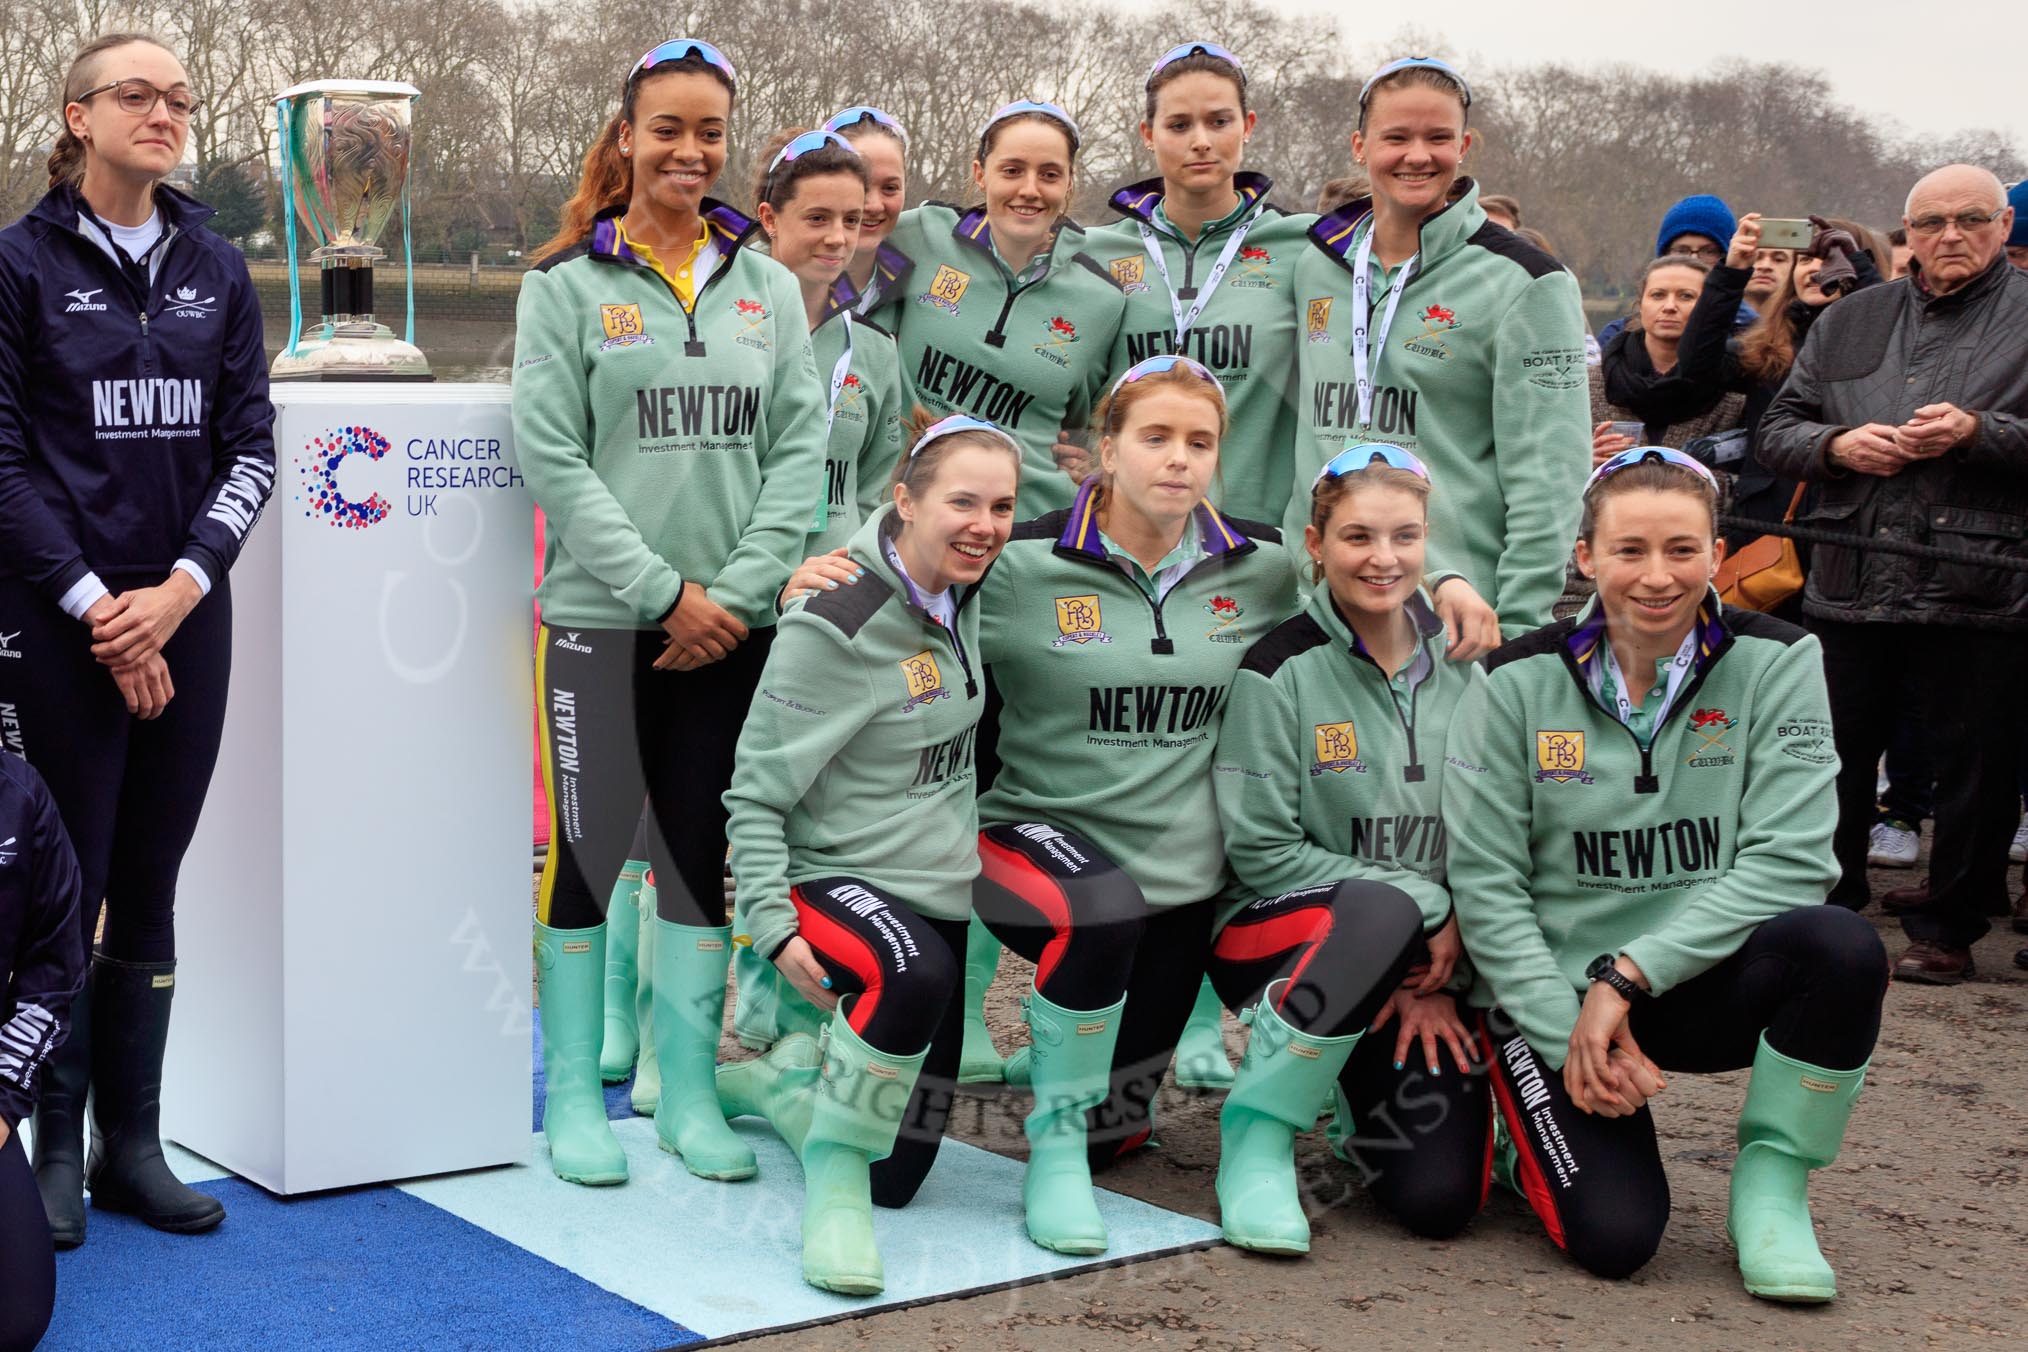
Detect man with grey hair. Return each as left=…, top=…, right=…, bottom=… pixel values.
left=1760, top=164, right=2028, bottom=984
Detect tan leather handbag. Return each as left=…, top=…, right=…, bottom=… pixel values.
left=1716, top=485, right=1807, bottom=611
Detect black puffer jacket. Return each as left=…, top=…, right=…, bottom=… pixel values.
left=1758, top=255, right=2028, bottom=630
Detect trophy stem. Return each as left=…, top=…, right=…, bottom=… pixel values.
left=323, top=263, right=373, bottom=323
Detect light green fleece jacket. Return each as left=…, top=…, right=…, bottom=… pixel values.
left=512, top=201, right=827, bottom=630
left=878, top=202, right=1128, bottom=514
left=1088, top=173, right=1316, bottom=524
left=1212, top=587, right=1482, bottom=931
left=1291, top=180, right=1591, bottom=636
left=724, top=507, right=987, bottom=962
left=1442, top=594, right=1841, bottom=1067
left=977, top=480, right=1298, bottom=908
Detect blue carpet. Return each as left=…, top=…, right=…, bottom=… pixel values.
left=43, top=1179, right=698, bottom=1352
left=45, top=1028, right=1219, bottom=1348
left=530, top=1022, right=638, bottom=1129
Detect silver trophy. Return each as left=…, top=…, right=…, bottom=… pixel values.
left=271, top=80, right=430, bottom=380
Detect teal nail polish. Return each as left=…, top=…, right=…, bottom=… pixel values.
left=823, top=580, right=837, bottom=589
left=1393, top=1060, right=1403, bottom=1071
left=1431, top=1065, right=1442, bottom=1077
left=820, top=977, right=833, bottom=989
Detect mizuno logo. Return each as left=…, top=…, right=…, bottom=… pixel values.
left=0, top=835, right=15, bottom=865
left=64, top=288, right=108, bottom=313
left=0, top=629, right=19, bottom=659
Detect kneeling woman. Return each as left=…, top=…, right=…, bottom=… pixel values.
left=975, top=357, right=1297, bottom=1255
left=720, top=417, right=1020, bottom=1295
left=1211, top=446, right=1490, bottom=1253
left=1444, top=448, right=1887, bottom=1301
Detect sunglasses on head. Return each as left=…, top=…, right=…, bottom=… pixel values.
left=823, top=105, right=909, bottom=150
left=980, top=99, right=1081, bottom=146
left=768, top=129, right=856, bottom=173
left=1312, top=443, right=1432, bottom=491
left=911, top=414, right=1016, bottom=458
left=630, top=39, right=737, bottom=90
left=1107, top=354, right=1222, bottom=399
left=1145, top=41, right=1246, bottom=88
left=1358, top=56, right=1472, bottom=108
left=1583, top=445, right=1718, bottom=494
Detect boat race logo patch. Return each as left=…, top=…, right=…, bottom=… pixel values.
left=1204, top=594, right=1245, bottom=642
left=1109, top=256, right=1150, bottom=294
left=1052, top=595, right=1112, bottom=646
left=732, top=298, right=771, bottom=350
left=1405, top=302, right=1461, bottom=359
left=1305, top=297, right=1333, bottom=343
left=898, top=650, right=950, bottom=711
left=835, top=372, right=867, bottom=419
left=921, top=264, right=970, bottom=315
left=598, top=303, right=652, bottom=351
left=1535, top=730, right=1594, bottom=785
left=1685, top=707, right=1738, bottom=768
left=1311, top=721, right=1367, bottom=776
left=1231, top=245, right=1275, bottom=287
left=1035, top=315, right=1078, bottom=366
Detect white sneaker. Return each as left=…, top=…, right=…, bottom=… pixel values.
left=2010, top=817, right=2028, bottom=863
left=1868, top=820, right=1920, bottom=868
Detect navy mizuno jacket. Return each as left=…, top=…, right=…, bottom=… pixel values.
left=0, top=182, right=275, bottom=604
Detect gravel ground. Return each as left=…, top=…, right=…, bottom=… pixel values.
left=724, top=858, right=2028, bottom=1351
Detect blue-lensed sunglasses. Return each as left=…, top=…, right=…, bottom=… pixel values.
left=823, top=105, right=909, bottom=150
left=1358, top=56, right=1472, bottom=108
left=1584, top=445, right=1718, bottom=494
left=768, top=129, right=857, bottom=173
left=631, top=39, right=738, bottom=90
left=911, top=414, right=1018, bottom=458
left=980, top=99, right=1081, bottom=146
left=1312, top=443, right=1432, bottom=491
left=1145, top=41, right=1247, bottom=88
left=1107, top=354, right=1222, bottom=399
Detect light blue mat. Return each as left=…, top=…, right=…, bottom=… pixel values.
left=45, top=1118, right=1218, bottom=1350
left=407, top=1117, right=1222, bottom=1343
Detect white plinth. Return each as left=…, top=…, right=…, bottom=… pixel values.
left=166, top=382, right=534, bottom=1194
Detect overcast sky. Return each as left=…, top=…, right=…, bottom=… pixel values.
left=1262, top=2, right=2026, bottom=164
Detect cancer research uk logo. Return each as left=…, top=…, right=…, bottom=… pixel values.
left=296, top=425, right=394, bottom=529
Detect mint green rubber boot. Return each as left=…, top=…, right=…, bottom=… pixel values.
left=629, top=876, right=660, bottom=1115
left=600, top=859, right=648, bottom=1082
left=536, top=922, right=628, bottom=1185
left=1173, top=976, right=1236, bottom=1090
left=1216, top=984, right=1360, bottom=1254
left=958, top=916, right=1007, bottom=1084
left=716, top=1032, right=824, bottom=1154
left=1021, top=989, right=1124, bottom=1255
left=652, top=919, right=757, bottom=1180
left=1728, top=1034, right=1868, bottom=1303
left=801, top=1012, right=930, bottom=1295
left=731, top=939, right=827, bottom=1053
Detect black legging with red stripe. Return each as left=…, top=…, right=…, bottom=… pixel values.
left=1477, top=904, right=1886, bottom=1280
left=787, top=821, right=1150, bottom=1211
left=1213, top=881, right=1495, bottom=1239
left=1212, top=879, right=1492, bottom=1239
left=782, top=877, right=962, bottom=1209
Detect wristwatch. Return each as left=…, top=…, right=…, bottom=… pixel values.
left=1586, top=953, right=1644, bottom=1002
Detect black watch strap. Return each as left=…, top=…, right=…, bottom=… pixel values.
left=1587, top=953, right=1643, bottom=1001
